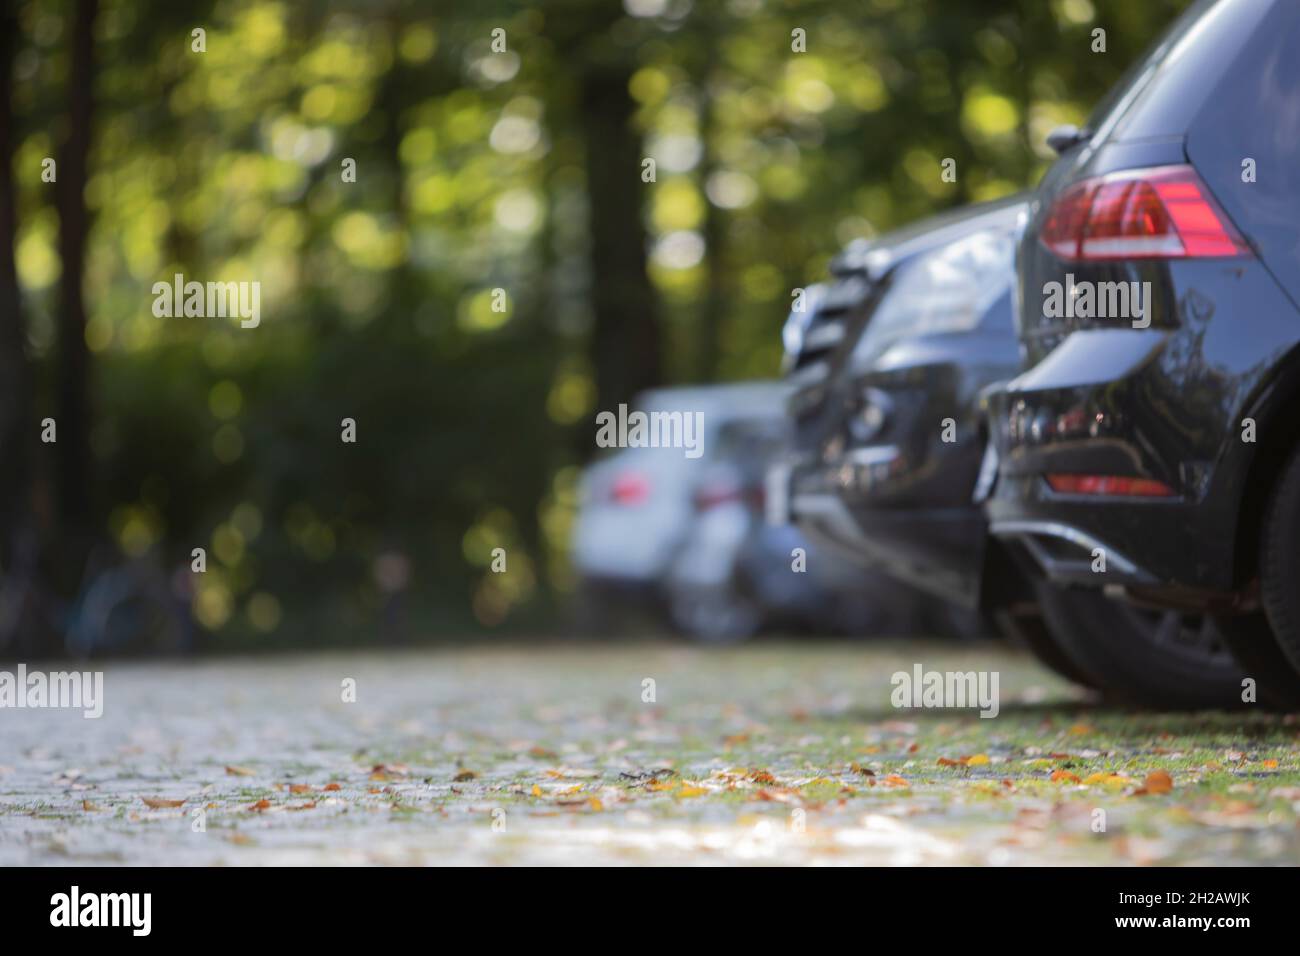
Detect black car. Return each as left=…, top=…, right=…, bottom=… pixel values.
left=779, top=199, right=1025, bottom=610
left=773, top=197, right=1099, bottom=682
left=987, top=0, right=1300, bottom=706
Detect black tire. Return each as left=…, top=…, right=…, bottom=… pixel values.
left=1259, top=444, right=1300, bottom=687
left=993, top=607, right=1098, bottom=690
left=1036, top=583, right=1244, bottom=709
left=1214, top=611, right=1300, bottom=710
left=666, top=582, right=763, bottom=644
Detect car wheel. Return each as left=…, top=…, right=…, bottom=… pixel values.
left=1258, top=443, right=1300, bottom=689
left=1035, top=583, right=1244, bottom=709
left=667, top=583, right=763, bottom=644
left=993, top=607, right=1098, bottom=690
left=1214, top=611, right=1300, bottom=710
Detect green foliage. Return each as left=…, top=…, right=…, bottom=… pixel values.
left=8, top=0, right=1189, bottom=646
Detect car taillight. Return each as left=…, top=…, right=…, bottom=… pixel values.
left=610, top=472, right=649, bottom=506
left=1045, top=473, right=1175, bottom=498
left=1040, top=165, right=1250, bottom=261
left=693, top=482, right=764, bottom=511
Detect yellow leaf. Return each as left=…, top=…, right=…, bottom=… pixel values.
left=1083, top=772, right=1127, bottom=788
left=966, top=754, right=990, bottom=766
left=677, top=784, right=708, bottom=798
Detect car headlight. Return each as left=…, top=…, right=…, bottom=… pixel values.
left=850, top=227, right=1015, bottom=367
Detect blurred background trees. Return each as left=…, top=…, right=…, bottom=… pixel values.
left=0, top=0, right=1188, bottom=652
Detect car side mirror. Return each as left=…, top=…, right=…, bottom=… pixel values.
left=1046, top=124, right=1090, bottom=155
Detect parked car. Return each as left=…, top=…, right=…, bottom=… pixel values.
left=772, top=184, right=1254, bottom=704
left=772, top=196, right=1094, bottom=681
left=985, top=0, right=1300, bottom=706
left=572, top=383, right=921, bottom=641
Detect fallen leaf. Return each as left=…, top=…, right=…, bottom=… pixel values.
left=545, top=766, right=600, bottom=779
left=881, top=775, right=909, bottom=788
left=225, top=765, right=256, bottom=777
left=1262, top=759, right=1279, bottom=770
left=1140, top=770, right=1174, bottom=795
left=1050, top=770, right=1081, bottom=784
left=1083, top=772, right=1127, bottom=789
left=966, top=754, right=990, bottom=766
left=247, top=799, right=272, bottom=812
left=323, top=782, right=341, bottom=791
left=750, top=770, right=776, bottom=785
left=81, top=800, right=101, bottom=812
left=288, top=783, right=312, bottom=794
left=452, top=769, right=479, bottom=782
left=723, top=733, right=750, bottom=747
left=677, top=783, right=708, bottom=798
left=142, top=797, right=184, bottom=809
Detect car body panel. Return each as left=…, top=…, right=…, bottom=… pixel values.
left=781, top=197, right=1029, bottom=609
left=987, top=0, right=1300, bottom=602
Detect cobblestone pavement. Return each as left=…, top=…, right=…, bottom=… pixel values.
left=2, top=641, right=1298, bottom=865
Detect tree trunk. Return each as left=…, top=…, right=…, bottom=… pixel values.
left=0, top=0, right=32, bottom=562
left=578, top=60, right=662, bottom=423
left=695, top=29, right=727, bottom=383
left=54, top=0, right=98, bottom=559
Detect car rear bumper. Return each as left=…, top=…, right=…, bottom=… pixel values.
left=985, top=328, right=1236, bottom=594
left=785, top=459, right=991, bottom=608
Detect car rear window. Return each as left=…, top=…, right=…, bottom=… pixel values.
left=1089, top=0, right=1273, bottom=144
left=1187, top=0, right=1300, bottom=306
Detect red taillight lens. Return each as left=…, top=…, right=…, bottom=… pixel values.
left=1040, top=166, right=1249, bottom=261
left=610, top=472, right=649, bottom=505
left=693, top=482, right=764, bottom=511
left=1045, top=473, right=1175, bottom=498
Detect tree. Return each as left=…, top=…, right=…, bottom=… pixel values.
left=0, top=1, right=33, bottom=563
left=546, top=2, right=662, bottom=434
left=54, top=0, right=99, bottom=563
